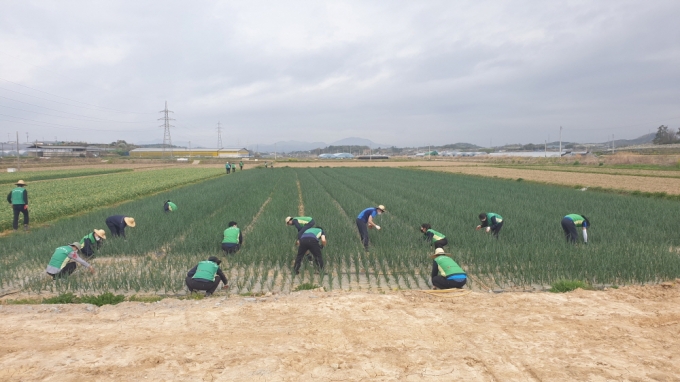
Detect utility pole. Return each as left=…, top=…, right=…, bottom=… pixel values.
left=16, top=131, right=20, bottom=170
left=559, top=126, right=562, bottom=157
left=613, top=134, right=615, bottom=153
left=217, top=122, right=223, bottom=149
left=158, top=101, right=174, bottom=159
left=188, top=141, right=191, bottom=159
left=275, top=143, right=277, bottom=161
left=545, top=140, right=547, bottom=157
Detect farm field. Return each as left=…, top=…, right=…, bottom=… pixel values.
left=2, top=166, right=679, bottom=297
left=0, top=168, right=223, bottom=232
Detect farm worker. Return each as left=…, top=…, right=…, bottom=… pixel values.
left=294, top=226, right=327, bottom=275
left=476, top=213, right=504, bottom=238
left=420, top=224, right=448, bottom=249
left=285, top=216, right=315, bottom=239
left=222, top=221, right=243, bottom=254
left=186, top=256, right=228, bottom=296
left=45, top=242, right=95, bottom=279
left=561, top=214, right=589, bottom=244
left=164, top=200, right=177, bottom=212
left=430, top=248, right=467, bottom=290
left=105, top=215, right=136, bottom=238
left=264, top=161, right=268, bottom=168
left=239, top=161, right=243, bottom=171
left=7, top=179, right=29, bottom=231
left=356, top=205, right=385, bottom=250
left=80, top=229, right=106, bottom=259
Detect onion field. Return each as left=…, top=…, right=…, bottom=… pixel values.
left=1, top=166, right=680, bottom=296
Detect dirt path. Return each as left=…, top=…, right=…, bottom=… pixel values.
left=422, top=166, right=680, bottom=195
left=1, top=284, right=678, bottom=381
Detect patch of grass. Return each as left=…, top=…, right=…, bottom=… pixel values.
left=549, top=280, right=591, bottom=293
left=573, top=161, right=580, bottom=165
left=294, top=283, right=321, bottom=291
left=516, top=178, right=523, bottom=182
left=80, top=292, right=126, bottom=306
left=128, top=295, right=163, bottom=303
left=43, top=293, right=78, bottom=304
left=3, top=298, right=41, bottom=305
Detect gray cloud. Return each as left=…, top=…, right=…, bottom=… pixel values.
left=1, top=0, right=679, bottom=148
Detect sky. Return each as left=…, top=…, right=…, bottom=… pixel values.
left=1, top=0, right=679, bottom=149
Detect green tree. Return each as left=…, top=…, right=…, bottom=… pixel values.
left=653, top=125, right=677, bottom=145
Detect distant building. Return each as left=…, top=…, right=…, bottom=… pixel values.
left=129, top=147, right=250, bottom=158
left=318, top=153, right=354, bottom=159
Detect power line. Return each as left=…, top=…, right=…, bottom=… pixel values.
left=0, top=103, right=155, bottom=124
left=0, top=117, right=139, bottom=132
left=0, top=78, right=155, bottom=114
left=217, top=121, right=223, bottom=149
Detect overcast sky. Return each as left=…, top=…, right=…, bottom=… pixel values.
left=1, top=1, right=679, bottom=149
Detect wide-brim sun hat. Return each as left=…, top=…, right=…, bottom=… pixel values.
left=70, top=242, right=82, bottom=250
left=429, top=247, right=451, bottom=259
left=378, top=205, right=386, bottom=212
left=16, top=180, right=27, bottom=186
left=285, top=216, right=292, bottom=224
left=94, top=229, right=106, bottom=239
left=124, top=217, right=136, bottom=227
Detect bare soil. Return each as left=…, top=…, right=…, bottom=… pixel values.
left=422, top=166, right=680, bottom=195
left=1, top=284, right=679, bottom=381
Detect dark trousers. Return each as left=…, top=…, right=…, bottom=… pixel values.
left=185, top=276, right=221, bottom=294
left=222, top=243, right=240, bottom=254
left=12, top=204, right=28, bottom=230
left=434, top=238, right=448, bottom=249
left=106, top=220, right=125, bottom=237
left=356, top=218, right=370, bottom=249
left=432, top=276, right=467, bottom=289
left=490, top=222, right=504, bottom=238
left=294, top=238, right=324, bottom=274
left=561, top=217, right=578, bottom=243
left=226, top=168, right=231, bottom=174
left=48, top=262, right=77, bottom=279
left=81, top=239, right=95, bottom=258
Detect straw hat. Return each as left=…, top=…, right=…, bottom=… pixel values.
left=429, top=247, right=451, bottom=259
left=69, top=242, right=82, bottom=250
left=285, top=216, right=293, bottom=224
left=377, top=205, right=386, bottom=212
left=124, top=217, right=136, bottom=227
left=94, top=229, right=106, bottom=239
left=16, top=180, right=26, bottom=186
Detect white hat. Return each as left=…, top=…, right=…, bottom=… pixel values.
left=430, top=247, right=451, bottom=259
left=377, top=205, right=386, bottom=211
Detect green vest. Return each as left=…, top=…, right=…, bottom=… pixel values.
left=222, top=226, right=240, bottom=244
left=239, top=162, right=243, bottom=166
left=295, top=216, right=312, bottom=225
left=487, top=213, right=503, bottom=223
left=426, top=229, right=445, bottom=243
left=193, top=261, right=219, bottom=281
left=80, top=232, right=96, bottom=248
left=434, top=256, right=465, bottom=277
left=167, top=202, right=177, bottom=211
left=302, top=227, right=323, bottom=240
left=48, top=246, right=74, bottom=270
left=566, top=214, right=586, bottom=227
left=10, top=187, right=25, bottom=204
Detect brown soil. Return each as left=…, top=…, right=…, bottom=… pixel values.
left=422, top=166, right=680, bottom=195
left=1, top=284, right=679, bottom=380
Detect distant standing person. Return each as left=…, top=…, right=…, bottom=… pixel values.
left=239, top=161, right=243, bottom=171
left=285, top=216, right=315, bottom=239
left=294, top=226, right=327, bottom=275
left=7, top=179, right=29, bottom=231
left=476, top=213, right=504, bottom=238
left=105, top=215, right=136, bottom=238
left=164, top=200, right=177, bottom=212
left=45, top=242, right=95, bottom=279
left=356, top=205, right=385, bottom=251
left=420, top=224, right=448, bottom=249
left=430, top=248, right=467, bottom=290
left=80, top=229, right=106, bottom=259
left=186, top=256, right=228, bottom=296
left=264, top=162, right=268, bottom=168
left=221, top=221, right=243, bottom=254
left=561, top=214, right=589, bottom=244
left=225, top=162, right=231, bottom=174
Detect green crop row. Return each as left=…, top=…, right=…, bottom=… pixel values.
left=1, top=166, right=679, bottom=296
left=0, top=168, right=131, bottom=185
left=0, top=168, right=223, bottom=231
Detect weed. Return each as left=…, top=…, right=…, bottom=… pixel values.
left=43, top=293, right=78, bottom=304
left=80, top=292, right=125, bottom=306
left=294, top=283, right=320, bottom=291
left=128, top=295, right=163, bottom=303
left=549, top=280, right=591, bottom=293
